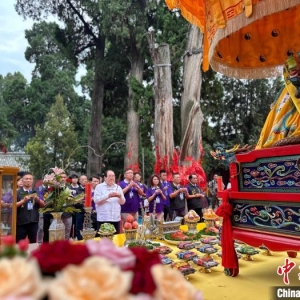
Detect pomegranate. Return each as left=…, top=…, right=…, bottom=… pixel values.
left=126, top=214, right=135, bottom=223
left=132, top=221, right=139, bottom=229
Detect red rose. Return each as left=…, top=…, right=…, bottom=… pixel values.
left=31, top=240, right=90, bottom=274
left=1, top=235, right=15, bottom=246
left=127, top=247, right=162, bottom=295
left=65, top=177, right=72, bottom=183
left=18, top=238, right=29, bottom=252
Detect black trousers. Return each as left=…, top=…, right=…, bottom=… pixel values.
left=43, top=213, right=53, bottom=242
left=16, top=222, right=38, bottom=243
left=163, top=205, right=172, bottom=221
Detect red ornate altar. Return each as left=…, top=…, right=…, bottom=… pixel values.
left=220, top=145, right=300, bottom=275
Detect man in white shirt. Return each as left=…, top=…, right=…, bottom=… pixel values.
left=93, top=170, right=125, bottom=234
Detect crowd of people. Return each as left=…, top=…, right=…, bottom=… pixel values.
left=1, top=169, right=225, bottom=244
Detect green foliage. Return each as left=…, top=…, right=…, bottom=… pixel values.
left=25, top=95, right=79, bottom=178
left=0, top=76, right=17, bottom=147
left=200, top=69, right=284, bottom=175
left=101, top=116, right=127, bottom=176
left=41, top=188, right=83, bottom=213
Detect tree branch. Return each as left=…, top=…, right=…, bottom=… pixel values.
left=65, top=0, right=100, bottom=45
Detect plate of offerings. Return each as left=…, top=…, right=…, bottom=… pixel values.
left=126, top=240, right=162, bottom=250
left=176, top=250, right=198, bottom=261
left=200, top=237, right=219, bottom=245
left=153, top=245, right=173, bottom=254
left=171, top=261, right=196, bottom=276
left=98, top=223, right=116, bottom=240
left=164, top=231, right=201, bottom=245
left=160, top=255, right=174, bottom=265
left=177, top=241, right=196, bottom=250
left=236, top=245, right=260, bottom=261
left=197, top=244, right=218, bottom=255
left=192, top=256, right=219, bottom=269
left=198, top=227, right=219, bottom=238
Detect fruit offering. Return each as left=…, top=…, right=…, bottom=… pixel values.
left=203, top=209, right=218, bottom=220
left=184, top=210, right=200, bottom=222
left=123, top=214, right=139, bottom=230
left=99, top=223, right=116, bottom=234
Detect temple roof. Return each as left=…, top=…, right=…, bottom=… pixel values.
left=0, top=152, right=30, bottom=171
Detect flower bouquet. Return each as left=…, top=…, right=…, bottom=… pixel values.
left=0, top=236, right=204, bottom=300
left=40, top=167, right=84, bottom=214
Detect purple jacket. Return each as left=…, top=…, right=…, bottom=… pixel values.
left=119, top=180, right=140, bottom=213
left=146, top=187, right=165, bottom=213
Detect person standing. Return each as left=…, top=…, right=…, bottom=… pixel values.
left=16, top=172, right=45, bottom=243
left=94, top=170, right=125, bottom=234
left=186, top=174, right=205, bottom=221
left=134, top=172, right=147, bottom=218
left=168, top=173, right=188, bottom=219
left=37, top=181, right=46, bottom=243
left=119, top=169, right=144, bottom=223
left=208, top=174, right=224, bottom=210
left=68, top=173, right=79, bottom=239
left=74, top=175, right=88, bottom=240
left=159, top=169, right=171, bottom=221
left=145, top=174, right=166, bottom=221
left=89, top=175, right=101, bottom=231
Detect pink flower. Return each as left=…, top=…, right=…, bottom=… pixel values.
left=86, top=239, right=136, bottom=270
left=51, top=167, right=64, bottom=175
left=43, top=173, right=55, bottom=183
left=18, top=238, right=29, bottom=252
left=1, top=236, right=15, bottom=246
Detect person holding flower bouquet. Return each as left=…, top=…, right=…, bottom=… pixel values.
left=16, top=172, right=45, bottom=243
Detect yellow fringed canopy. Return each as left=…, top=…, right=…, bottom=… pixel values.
left=165, top=0, right=300, bottom=79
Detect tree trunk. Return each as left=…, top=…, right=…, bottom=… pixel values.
left=124, top=49, right=144, bottom=170
left=148, top=35, right=174, bottom=168
left=180, top=25, right=204, bottom=162
left=87, top=43, right=105, bottom=177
